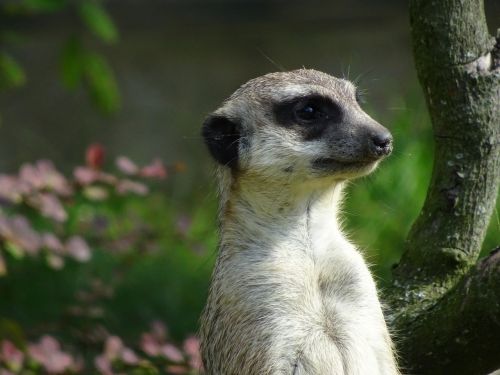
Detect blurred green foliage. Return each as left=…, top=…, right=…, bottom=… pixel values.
left=0, top=0, right=120, bottom=114
left=345, top=93, right=499, bottom=284
left=0, top=155, right=208, bottom=373
left=345, top=92, right=434, bottom=283
left=78, top=1, right=118, bottom=44
left=0, top=53, right=26, bottom=89
left=1, top=193, right=217, bottom=341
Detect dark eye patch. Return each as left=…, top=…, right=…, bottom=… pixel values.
left=295, top=98, right=330, bottom=122
left=273, top=94, right=343, bottom=140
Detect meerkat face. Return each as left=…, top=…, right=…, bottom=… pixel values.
left=202, top=69, right=392, bottom=184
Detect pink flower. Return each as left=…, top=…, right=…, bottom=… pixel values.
left=140, top=322, right=188, bottom=364
left=74, top=167, right=117, bottom=187
left=115, top=180, right=148, bottom=196
left=36, top=160, right=73, bottom=196
left=95, top=336, right=140, bottom=374
left=103, top=336, right=123, bottom=360
left=94, top=336, right=122, bottom=375
left=183, top=336, right=202, bottom=370
left=162, top=344, right=184, bottom=363
left=140, top=321, right=169, bottom=357
left=0, top=175, right=28, bottom=203
left=94, top=355, right=113, bottom=375
left=140, top=159, right=167, bottom=179
left=74, top=167, right=99, bottom=186
left=121, top=348, right=139, bottom=365
left=30, top=193, right=67, bottom=222
left=28, top=336, right=76, bottom=374
left=0, top=215, right=41, bottom=255
left=19, top=163, right=44, bottom=190
left=19, top=161, right=72, bottom=196
left=140, top=333, right=161, bottom=357
left=65, top=236, right=91, bottom=262
left=0, top=340, right=24, bottom=371
left=42, top=233, right=64, bottom=254
left=116, top=156, right=139, bottom=175
left=86, top=144, right=106, bottom=170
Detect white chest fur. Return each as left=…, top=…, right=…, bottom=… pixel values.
left=201, top=179, right=399, bottom=375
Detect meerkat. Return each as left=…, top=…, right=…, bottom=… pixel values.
left=200, top=69, right=399, bottom=375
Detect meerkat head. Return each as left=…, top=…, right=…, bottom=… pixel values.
left=202, top=69, right=392, bottom=186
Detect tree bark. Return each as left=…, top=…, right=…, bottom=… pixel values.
left=386, top=0, right=500, bottom=373
left=391, top=249, right=500, bottom=374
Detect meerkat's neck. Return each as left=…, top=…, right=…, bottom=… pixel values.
left=217, top=170, right=346, bottom=256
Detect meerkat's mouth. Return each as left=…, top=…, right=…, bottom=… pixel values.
left=312, top=157, right=377, bottom=171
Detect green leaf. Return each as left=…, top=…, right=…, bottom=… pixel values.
left=0, top=53, right=26, bottom=90
left=4, top=241, right=24, bottom=259
left=83, top=52, right=120, bottom=114
left=60, top=36, right=85, bottom=89
left=0, top=318, right=26, bottom=348
left=78, top=1, right=118, bottom=44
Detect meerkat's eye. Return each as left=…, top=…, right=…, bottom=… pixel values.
left=293, top=96, right=340, bottom=124
left=274, top=95, right=342, bottom=128
left=295, top=102, right=327, bottom=122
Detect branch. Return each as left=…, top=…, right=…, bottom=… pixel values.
left=390, top=249, right=500, bottom=374
left=393, top=0, right=500, bottom=285
left=384, top=1, right=500, bottom=372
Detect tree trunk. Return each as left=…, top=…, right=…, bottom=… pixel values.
left=386, top=0, right=500, bottom=373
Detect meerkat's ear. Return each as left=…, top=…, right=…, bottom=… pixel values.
left=202, top=115, right=240, bottom=169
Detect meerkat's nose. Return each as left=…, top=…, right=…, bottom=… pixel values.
left=370, top=131, right=393, bottom=157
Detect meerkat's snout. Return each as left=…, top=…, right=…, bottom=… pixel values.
left=370, top=129, right=393, bottom=158
left=356, top=121, right=393, bottom=162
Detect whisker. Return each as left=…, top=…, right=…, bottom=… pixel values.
left=352, top=68, right=375, bottom=85
left=257, top=48, right=286, bottom=71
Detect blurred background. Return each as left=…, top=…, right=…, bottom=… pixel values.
left=0, top=0, right=498, bottom=373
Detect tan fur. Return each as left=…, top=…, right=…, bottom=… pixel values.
left=200, top=69, right=400, bottom=375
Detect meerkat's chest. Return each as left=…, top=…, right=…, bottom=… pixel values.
left=205, top=235, right=391, bottom=375
left=234, top=234, right=380, bottom=319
